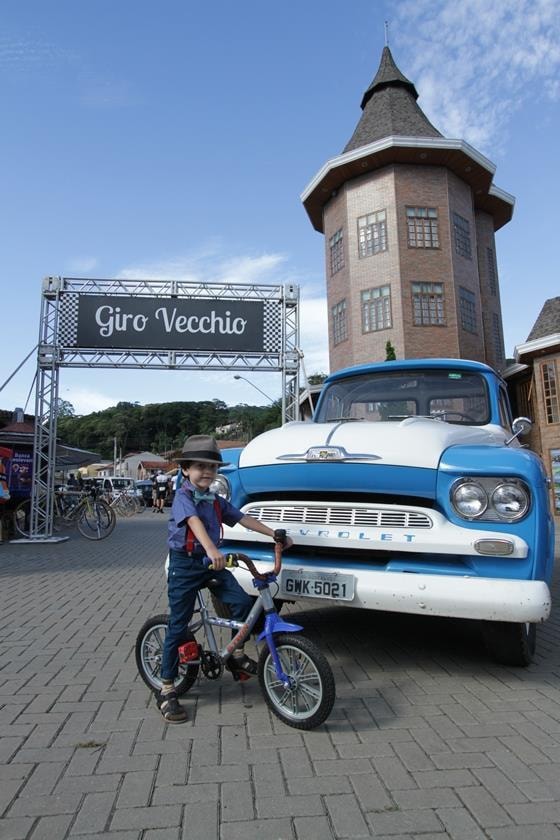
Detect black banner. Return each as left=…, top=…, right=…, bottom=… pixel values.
left=75, top=295, right=265, bottom=352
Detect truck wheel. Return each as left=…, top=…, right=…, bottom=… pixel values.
left=481, top=621, right=536, bottom=666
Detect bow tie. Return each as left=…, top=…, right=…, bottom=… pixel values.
left=193, top=490, right=216, bottom=504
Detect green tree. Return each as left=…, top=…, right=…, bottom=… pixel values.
left=385, top=341, right=396, bottom=361
left=56, top=398, right=75, bottom=417
left=307, top=373, right=328, bottom=385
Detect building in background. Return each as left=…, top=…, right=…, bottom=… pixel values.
left=302, top=46, right=513, bottom=373
left=505, top=297, right=560, bottom=519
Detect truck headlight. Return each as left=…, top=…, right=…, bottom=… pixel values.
left=451, top=477, right=531, bottom=522
left=210, top=474, right=231, bottom=501
left=451, top=481, right=487, bottom=518
left=491, top=482, right=529, bottom=521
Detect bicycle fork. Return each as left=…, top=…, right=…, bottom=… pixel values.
left=253, top=579, right=304, bottom=689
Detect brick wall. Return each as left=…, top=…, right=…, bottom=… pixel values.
left=322, top=162, right=506, bottom=371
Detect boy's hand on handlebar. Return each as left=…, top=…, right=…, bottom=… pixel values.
left=205, top=548, right=226, bottom=570
left=206, top=552, right=239, bottom=571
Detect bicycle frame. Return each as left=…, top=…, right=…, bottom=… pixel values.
left=190, top=575, right=303, bottom=686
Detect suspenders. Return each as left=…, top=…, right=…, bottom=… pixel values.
left=184, top=496, right=223, bottom=554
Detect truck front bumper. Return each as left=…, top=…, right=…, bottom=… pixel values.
left=232, top=560, right=552, bottom=623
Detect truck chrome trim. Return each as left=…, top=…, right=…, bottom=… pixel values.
left=244, top=502, right=433, bottom=529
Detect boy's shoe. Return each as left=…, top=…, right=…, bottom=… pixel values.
left=155, top=689, right=188, bottom=723
left=227, top=653, right=258, bottom=680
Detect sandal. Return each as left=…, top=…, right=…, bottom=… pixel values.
left=227, top=653, right=258, bottom=679
left=156, top=689, right=188, bottom=723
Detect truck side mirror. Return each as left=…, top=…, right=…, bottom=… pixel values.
left=506, top=416, right=532, bottom=446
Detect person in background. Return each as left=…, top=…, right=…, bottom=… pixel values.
left=154, top=470, right=169, bottom=513
left=151, top=472, right=158, bottom=511
left=67, top=473, right=78, bottom=488
left=0, top=451, right=11, bottom=504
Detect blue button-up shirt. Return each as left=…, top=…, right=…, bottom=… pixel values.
left=167, top=479, right=243, bottom=552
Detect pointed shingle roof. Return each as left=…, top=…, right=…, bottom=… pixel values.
left=526, top=297, right=560, bottom=341
left=344, top=46, right=442, bottom=153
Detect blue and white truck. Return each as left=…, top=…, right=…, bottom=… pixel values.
left=215, top=359, right=555, bottom=665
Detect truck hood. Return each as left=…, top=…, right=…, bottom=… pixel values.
left=238, top=419, right=507, bottom=471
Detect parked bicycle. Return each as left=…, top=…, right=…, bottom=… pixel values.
left=105, top=487, right=145, bottom=517
left=13, top=486, right=116, bottom=540
left=135, top=538, right=336, bottom=730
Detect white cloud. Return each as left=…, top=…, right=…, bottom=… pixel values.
left=65, top=256, right=98, bottom=273
left=67, top=387, right=117, bottom=415
left=299, top=295, right=329, bottom=376
left=116, top=245, right=330, bottom=379
left=117, top=246, right=289, bottom=286
left=393, top=0, right=560, bottom=152
left=0, top=37, right=72, bottom=72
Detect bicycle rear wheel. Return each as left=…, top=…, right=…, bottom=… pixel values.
left=258, top=633, right=335, bottom=730
left=77, top=499, right=116, bottom=540
left=135, top=614, right=199, bottom=696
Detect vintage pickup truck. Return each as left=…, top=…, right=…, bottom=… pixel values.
left=216, top=358, right=555, bottom=665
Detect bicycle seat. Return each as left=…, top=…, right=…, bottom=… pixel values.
left=204, top=578, right=221, bottom=591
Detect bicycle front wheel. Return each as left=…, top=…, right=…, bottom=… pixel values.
left=13, top=499, right=31, bottom=537
left=77, top=499, right=116, bottom=540
left=258, top=633, right=335, bottom=730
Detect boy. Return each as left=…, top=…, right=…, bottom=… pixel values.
left=158, top=434, right=292, bottom=723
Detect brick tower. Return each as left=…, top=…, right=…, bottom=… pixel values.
left=301, top=46, right=514, bottom=372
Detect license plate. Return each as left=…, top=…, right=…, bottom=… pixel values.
left=280, top=569, right=355, bottom=601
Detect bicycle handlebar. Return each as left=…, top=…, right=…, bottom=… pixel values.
left=207, top=539, right=285, bottom=579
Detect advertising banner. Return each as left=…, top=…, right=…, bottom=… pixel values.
left=57, top=294, right=279, bottom=353
left=7, top=450, right=33, bottom=496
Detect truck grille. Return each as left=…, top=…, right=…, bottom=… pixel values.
left=245, top=504, right=432, bottom=529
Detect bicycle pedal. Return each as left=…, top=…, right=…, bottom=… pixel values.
left=231, top=671, right=251, bottom=682
left=178, top=640, right=200, bottom=664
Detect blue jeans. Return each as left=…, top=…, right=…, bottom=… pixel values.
left=160, top=547, right=254, bottom=681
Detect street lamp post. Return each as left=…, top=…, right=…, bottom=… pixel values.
left=233, top=375, right=275, bottom=404
left=233, top=374, right=283, bottom=428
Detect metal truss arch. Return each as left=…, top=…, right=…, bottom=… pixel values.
left=28, top=277, right=300, bottom=539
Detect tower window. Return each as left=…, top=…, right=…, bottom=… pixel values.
left=487, top=247, right=497, bottom=296
left=492, top=312, right=504, bottom=365
left=329, top=229, right=344, bottom=275
left=332, top=299, right=348, bottom=345
left=452, top=212, right=472, bottom=259
left=412, top=282, right=445, bottom=326
left=541, top=361, right=559, bottom=424
left=361, top=285, right=392, bottom=332
left=358, top=210, right=387, bottom=257
left=459, top=287, right=477, bottom=334
left=406, top=207, right=439, bottom=248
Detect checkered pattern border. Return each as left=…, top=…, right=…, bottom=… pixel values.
left=58, top=294, right=79, bottom=346
left=263, top=301, right=281, bottom=352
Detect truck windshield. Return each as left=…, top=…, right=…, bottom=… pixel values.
left=316, top=370, right=490, bottom=425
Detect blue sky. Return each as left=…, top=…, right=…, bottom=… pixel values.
left=2, top=0, right=559, bottom=416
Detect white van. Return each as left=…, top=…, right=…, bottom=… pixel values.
left=94, top=476, right=139, bottom=496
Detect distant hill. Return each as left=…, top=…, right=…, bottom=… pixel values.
left=55, top=399, right=281, bottom=458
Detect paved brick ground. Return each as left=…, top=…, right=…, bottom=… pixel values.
left=1, top=515, right=559, bottom=839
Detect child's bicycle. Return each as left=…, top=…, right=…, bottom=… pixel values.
left=135, top=536, right=336, bottom=730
